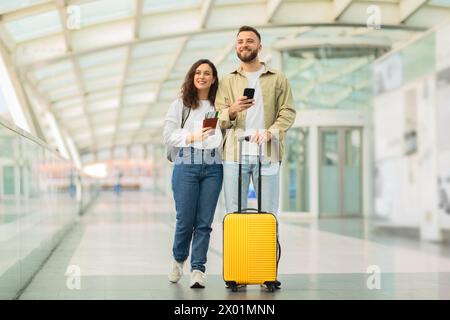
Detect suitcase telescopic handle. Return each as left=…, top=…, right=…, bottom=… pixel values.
left=237, top=135, right=263, bottom=213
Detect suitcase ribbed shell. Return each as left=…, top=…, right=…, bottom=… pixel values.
left=223, top=213, right=277, bottom=284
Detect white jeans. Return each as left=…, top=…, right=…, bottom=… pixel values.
left=223, top=156, right=280, bottom=214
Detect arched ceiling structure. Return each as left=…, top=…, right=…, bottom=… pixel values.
left=0, top=0, right=449, bottom=163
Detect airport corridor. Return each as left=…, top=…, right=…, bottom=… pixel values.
left=17, top=192, right=450, bottom=300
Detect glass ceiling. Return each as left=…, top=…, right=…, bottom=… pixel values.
left=0, top=0, right=449, bottom=163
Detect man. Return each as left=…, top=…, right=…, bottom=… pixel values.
left=216, top=26, right=296, bottom=288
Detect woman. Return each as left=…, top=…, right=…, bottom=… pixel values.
left=163, top=59, right=223, bottom=288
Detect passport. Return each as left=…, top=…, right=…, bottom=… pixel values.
left=202, top=117, right=218, bottom=129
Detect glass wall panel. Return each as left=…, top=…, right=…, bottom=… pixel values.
left=282, top=128, right=310, bottom=212
left=2, top=166, right=15, bottom=195
left=402, top=33, right=435, bottom=83
left=319, top=130, right=340, bottom=216
left=319, top=128, right=363, bottom=217
left=283, top=51, right=375, bottom=110
left=344, top=129, right=362, bottom=214
left=0, top=119, right=80, bottom=299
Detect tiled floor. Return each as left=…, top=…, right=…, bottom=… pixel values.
left=18, top=192, right=450, bottom=300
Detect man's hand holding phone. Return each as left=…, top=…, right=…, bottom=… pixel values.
left=228, top=88, right=255, bottom=120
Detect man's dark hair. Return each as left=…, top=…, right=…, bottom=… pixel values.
left=237, top=25, right=261, bottom=42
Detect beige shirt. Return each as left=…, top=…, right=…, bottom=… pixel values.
left=216, top=62, right=296, bottom=163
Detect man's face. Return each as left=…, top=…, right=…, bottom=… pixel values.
left=236, top=31, right=261, bottom=63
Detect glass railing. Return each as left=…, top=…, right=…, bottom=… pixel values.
left=0, top=117, right=98, bottom=299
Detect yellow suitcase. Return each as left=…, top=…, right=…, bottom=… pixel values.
left=223, top=136, right=281, bottom=292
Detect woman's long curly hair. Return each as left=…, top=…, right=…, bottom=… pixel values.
left=181, top=59, right=218, bottom=110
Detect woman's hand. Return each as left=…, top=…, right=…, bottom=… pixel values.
left=186, top=127, right=213, bottom=144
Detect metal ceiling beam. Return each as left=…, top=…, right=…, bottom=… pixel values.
left=21, top=71, right=52, bottom=114
left=333, top=0, right=353, bottom=21
left=0, top=1, right=57, bottom=23
left=134, top=0, right=143, bottom=39
left=0, top=18, right=15, bottom=53
left=109, top=46, right=132, bottom=145
left=130, top=37, right=188, bottom=144
left=213, top=41, right=235, bottom=66
left=15, top=21, right=427, bottom=70
left=273, top=36, right=391, bottom=52
left=56, top=0, right=96, bottom=155
left=0, top=0, right=101, bottom=23
left=200, top=0, right=214, bottom=29
left=20, top=72, right=74, bottom=151
left=399, top=0, right=430, bottom=22
left=48, top=79, right=157, bottom=106
left=112, top=0, right=142, bottom=152
left=267, top=0, right=284, bottom=23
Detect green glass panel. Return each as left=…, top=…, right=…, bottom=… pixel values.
left=344, top=129, right=362, bottom=214
left=283, top=51, right=375, bottom=110
left=402, top=33, right=435, bottom=82
left=0, top=121, right=82, bottom=299
left=3, top=166, right=15, bottom=195
left=283, top=128, right=310, bottom=212
left=319, top=131, right=340, bottom=215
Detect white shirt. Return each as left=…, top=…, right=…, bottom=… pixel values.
left=163, top=98, right=222, bottom=150
left=243, top=65, right=265, bottom=156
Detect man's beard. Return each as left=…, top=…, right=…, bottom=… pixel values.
left=237, top=49, right=258, bottom=63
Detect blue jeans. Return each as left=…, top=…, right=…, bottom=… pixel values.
left=171, top=147, right=223, bottom=273
left=223, top=155, right=280, bottom=214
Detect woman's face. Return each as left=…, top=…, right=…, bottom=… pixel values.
left=193, top=63, right=215, bottom=93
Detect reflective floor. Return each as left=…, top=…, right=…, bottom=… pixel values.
left=18, top=192, right=450, bottom=300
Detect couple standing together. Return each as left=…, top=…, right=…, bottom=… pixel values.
left=162, top=26, right=296, bottom=289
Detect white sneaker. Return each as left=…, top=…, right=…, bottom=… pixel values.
left=190, top=270, right=206, bottom=288
left=168, top=260, right=185, bottom=283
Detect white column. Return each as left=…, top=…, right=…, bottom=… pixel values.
left=420, top=83, right=443, bottom=242
left=273, top=49, right=284, bottom=213
left=363, top=122, right=372, bottom=218
left=309, top=125, right=319, bottom=218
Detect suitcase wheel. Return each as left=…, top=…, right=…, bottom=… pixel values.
left=225, top=281, right=238, bottom=292
left=263, top=281, right=277, bottom=292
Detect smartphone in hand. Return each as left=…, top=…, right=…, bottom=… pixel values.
left=243, top=88, right=255, bottom=100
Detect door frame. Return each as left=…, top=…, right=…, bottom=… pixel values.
left=281, top=109, right=371, bottom=219
left=318, top=126, right=363, bottom=218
